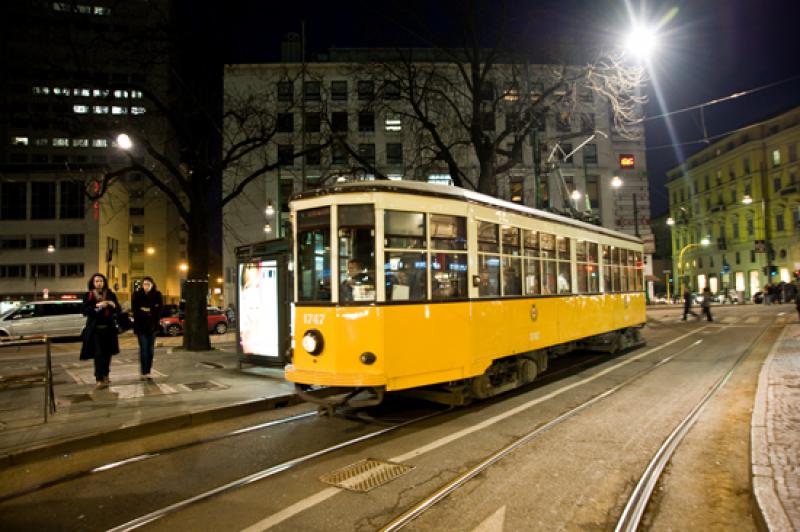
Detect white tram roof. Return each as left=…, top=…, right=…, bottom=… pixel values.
left=292, top=180, right=643, bottom=246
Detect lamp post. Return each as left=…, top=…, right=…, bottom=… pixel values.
left=675, top=238, right=710, bottom=296
left=742, top=194, right=772, bottom=283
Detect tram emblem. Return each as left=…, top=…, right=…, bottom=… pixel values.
left=530, top=304, right=538, bottom=322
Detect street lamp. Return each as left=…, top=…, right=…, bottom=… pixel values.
left=611, top=176, right=623, bottom=188
left=675, top=238, right=710, bottom=296
left=625, top=25, right=659, bottom=61
left=116, top=133, right=133, bottom=150
left=666, top=217, right=675, bottom=226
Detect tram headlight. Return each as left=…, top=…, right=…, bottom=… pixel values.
left=302, top=329, right=324, bottom=355
left=360, top=352, right=376, bottom=365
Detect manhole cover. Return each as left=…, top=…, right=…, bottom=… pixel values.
left=319, top=458, right=414, bottom=492
left=179, top=380, right=226, bottom=391
left=58, top=393, right=93, bottom=404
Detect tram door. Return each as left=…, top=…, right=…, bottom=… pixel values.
left=236, top=240, right=290, bottom=367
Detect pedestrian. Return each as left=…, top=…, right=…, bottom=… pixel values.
left=682, top=289, right=699, bottom=320
left=701, top=287, right=714, bottom=322
left=80, top=273, right=120, bottom=389
left=132, top=276, right=163, bottom=381
left=764, top=283, right=773, bottom=305
left=225, top=303, right=235, bottom=324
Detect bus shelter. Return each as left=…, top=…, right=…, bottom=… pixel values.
left=235, top=238, right=291, bottom=367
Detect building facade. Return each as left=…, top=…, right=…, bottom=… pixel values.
left=222, top=47, right=654, bottom=305
left=0, top=1, right=186, bottom=305
left=665, top=106, right=800, bottom=300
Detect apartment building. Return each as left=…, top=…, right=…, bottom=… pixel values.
left=665, top=105, right=800, bottom=299
left=0, top=1, right=186, bottom=304
left=222, top=45, right=654, bottom=303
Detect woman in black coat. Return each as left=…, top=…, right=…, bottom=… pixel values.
left=132, top=276, right=163, bottom=380
left=80, top=273, right=120, bottom=389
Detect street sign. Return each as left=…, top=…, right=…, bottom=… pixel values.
left=722, top=264, right=730, bottom=273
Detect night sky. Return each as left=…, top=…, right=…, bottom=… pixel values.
left=222, top=0, right=800, bottom=216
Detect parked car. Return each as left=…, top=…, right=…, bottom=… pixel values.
left=159, top=307, right=228, bottom=336
left=0, top=300, right=84, bottom=338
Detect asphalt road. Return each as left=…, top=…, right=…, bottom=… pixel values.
left=0, top=303, right=793, bottom=531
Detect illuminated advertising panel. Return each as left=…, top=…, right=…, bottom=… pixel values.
left=238, top=260, right=279, bottom=358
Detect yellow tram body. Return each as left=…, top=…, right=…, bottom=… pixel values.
left=285, top=181, right=646, bottom=403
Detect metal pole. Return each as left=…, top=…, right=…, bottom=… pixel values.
left=524, top=60, right=540, bottom=209
left=300, top=20, right=307, bottom=192
left=633, top=193, right=640, bottom=237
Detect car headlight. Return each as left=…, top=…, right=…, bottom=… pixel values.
left=302, top=329, right=324, bottom=355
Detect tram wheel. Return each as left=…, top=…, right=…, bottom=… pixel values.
left=470, top=374, right=493, bottom=400
left=518, top=358, right=538, bottom=384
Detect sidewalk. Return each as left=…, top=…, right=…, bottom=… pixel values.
left=0, top=334, right=299, bottom=467
left=751, top=322, right=800, bottom=531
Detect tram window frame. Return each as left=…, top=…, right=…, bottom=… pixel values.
left=576, top=240, right=599, bottom=293
left=296, top=207, right=332, bottom=302
left=602, top=245, right=612, bottom=293
left=556, top=236, right=571, bottom=294
left=539, top=232, right=557, bottom=294
left=500, top=226, right=521, bottom=296
left=476, top=221, right=500, bottom=297
left=523, top=230, right=540, bottom=295
left=384, top=210, right=427, bottom=302
left=430, top=214, right=468, bottom=300
left=337, top=204, right=376, bottom=304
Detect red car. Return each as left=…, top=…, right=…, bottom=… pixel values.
left=159, top=307, right=229, bottom=336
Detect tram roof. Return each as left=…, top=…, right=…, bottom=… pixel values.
left=292, top=180, right=643, bottom=246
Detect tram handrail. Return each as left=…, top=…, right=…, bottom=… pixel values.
left=0, top=335, right=56, bottom=422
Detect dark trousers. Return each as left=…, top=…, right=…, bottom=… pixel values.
left=93, top=333, right=111, bottom=381
left=701, top=305, right=713, bottom=322
left=682, top=305, right=698, bottom=320
left=138, top=333, right=156, bottom=375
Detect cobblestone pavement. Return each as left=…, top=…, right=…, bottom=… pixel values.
left=752, top=323, right=800, bottom=531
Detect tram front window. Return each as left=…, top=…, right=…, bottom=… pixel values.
left=297, top=207, right=331, bottom=302
left=338, top=204, right=376, bottom=303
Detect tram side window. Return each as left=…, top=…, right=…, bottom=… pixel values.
left=602, top=245, right=612, bottom=293
left=556, top=236, right=571, bottom=294
left=576, top=241, right=599, bottom=293
left=384, top=210, right=427, bottom=301
left=297, top=207, right=331, bottom=302
left=431, top=214, right=468, bottom=299
left=540, top=232, right=557, bottom=294
left=614, top=248, right=626, bottom=292
left=477, top=221, right=500, bottom=297
left=523, top=230, right=540, bottom=295
left=634, top=251, right=644, bottom=291
left=338, top=205, right=375, bottom=303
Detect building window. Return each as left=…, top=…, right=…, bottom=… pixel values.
left=304, top=112, right=321, bottom=133
left=776, top=212, right=784, bottom=232
left=556, top=113, right=571, bottom=132
left=1, top=182, right=27, bottom=220
left=560, top=143, right=573, bottom=165
left=358, top=112, right=374, bottom=132
left=384, top=80, right=401, bottom=100
left=60, top=234, right=85, bottom=248
left=358, top=144, right=376, bottom=165
left=331, top=144, right=347, bottom=165
left=331, top=81, right=348, bottom=101
left=1, top=237, right=26, bottom=249
left=746, top=218, right=754, bottom=236
left=31, top=182, right=56, bottom=219
left=772, top=149, right=781, bottom=167
left=92, top=106, right=109, bottom=114
left=131, top=225, right=145, bottom=236
left=277, top=144, right=294, bottom=166
left=586, top=175, right=599, bottom=208
left=53, top=137, right=69, bottom=147
left=789, top=143, right=798, bottom=163
left=583, top=144, right=598, bottom=165
left=386, top=143, right=403, bottom=165
left=277, top=81, right=293, bottom=102
left=744, top=182, right=752, bottom=197
left=331, top=112, right=348, bottom=132
left=480, top=82, right=494, bottom=101
left=750, top=250, right=756, bottom=263
left=306, top=144, right=321, bottom=166
left=743, top=157, right=751, bottom=174
left=385, top=117, right=402, bottom=132
left=31, top=264, right=55, bottom=278
left=72, top=138, right=89, bottom=147
left=735, top=251, right=740, bottom=264
left=732, top=218, right=740, bottom=239
left=580, top=113, right=595, bottom=131
left=129, top=207, right=144, bottom=216
left=357, top=80, right=374, bottom=101
left=0, top=265, right=25, bottom=278
left=92, top=139, right=108, bottom=148
left=59, top=263, right=85, bottom=277
left=773, top=176, right=782, bottom=192
left=303, top=81, right=321, bottom=101
left=73, top=105, right=89, bottom=114
left=60, top=181, right=85, bottom=219
left=730, top=188, right=737, bottom=204
left=277, top=113, right=293, bottom=133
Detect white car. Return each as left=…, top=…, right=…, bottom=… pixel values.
left=0, top=301, right=85, bottom=338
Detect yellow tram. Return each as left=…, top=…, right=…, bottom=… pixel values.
left=286, top=181, right=646, bottom=407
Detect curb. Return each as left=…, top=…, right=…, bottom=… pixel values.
left=750, top=325, right=793, bottom=532
left=0, top=392, right=303, bottom=470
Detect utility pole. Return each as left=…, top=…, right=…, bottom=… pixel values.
left=524, top=60, right=541, bottom=209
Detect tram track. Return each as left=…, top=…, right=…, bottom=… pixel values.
left=378, top=321, right=770, bottom=531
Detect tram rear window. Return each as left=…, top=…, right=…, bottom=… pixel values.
left=297, top=208, right=331, bottom=302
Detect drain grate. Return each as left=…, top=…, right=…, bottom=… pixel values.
left=179, top=380, right=226, bottom=392
left=319, top=458, right=414, bottom=492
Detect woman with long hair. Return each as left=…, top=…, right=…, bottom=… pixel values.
left=132, top=276, right=163, bottom=381
left=80, top=273, right=120, bottom=389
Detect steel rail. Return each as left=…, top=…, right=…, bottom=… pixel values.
left=380, top=336, right=710, bottom=531
left=614, top=323, right=774, bottom=532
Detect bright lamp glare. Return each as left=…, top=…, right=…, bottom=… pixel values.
left=570, top=190, right=582, bottom=201
left=625, top=26, right=658, bottom=59
left=116, top=133, right=132, bottom=150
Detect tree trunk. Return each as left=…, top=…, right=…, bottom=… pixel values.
left=183, top=195, right=211, bottom=351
